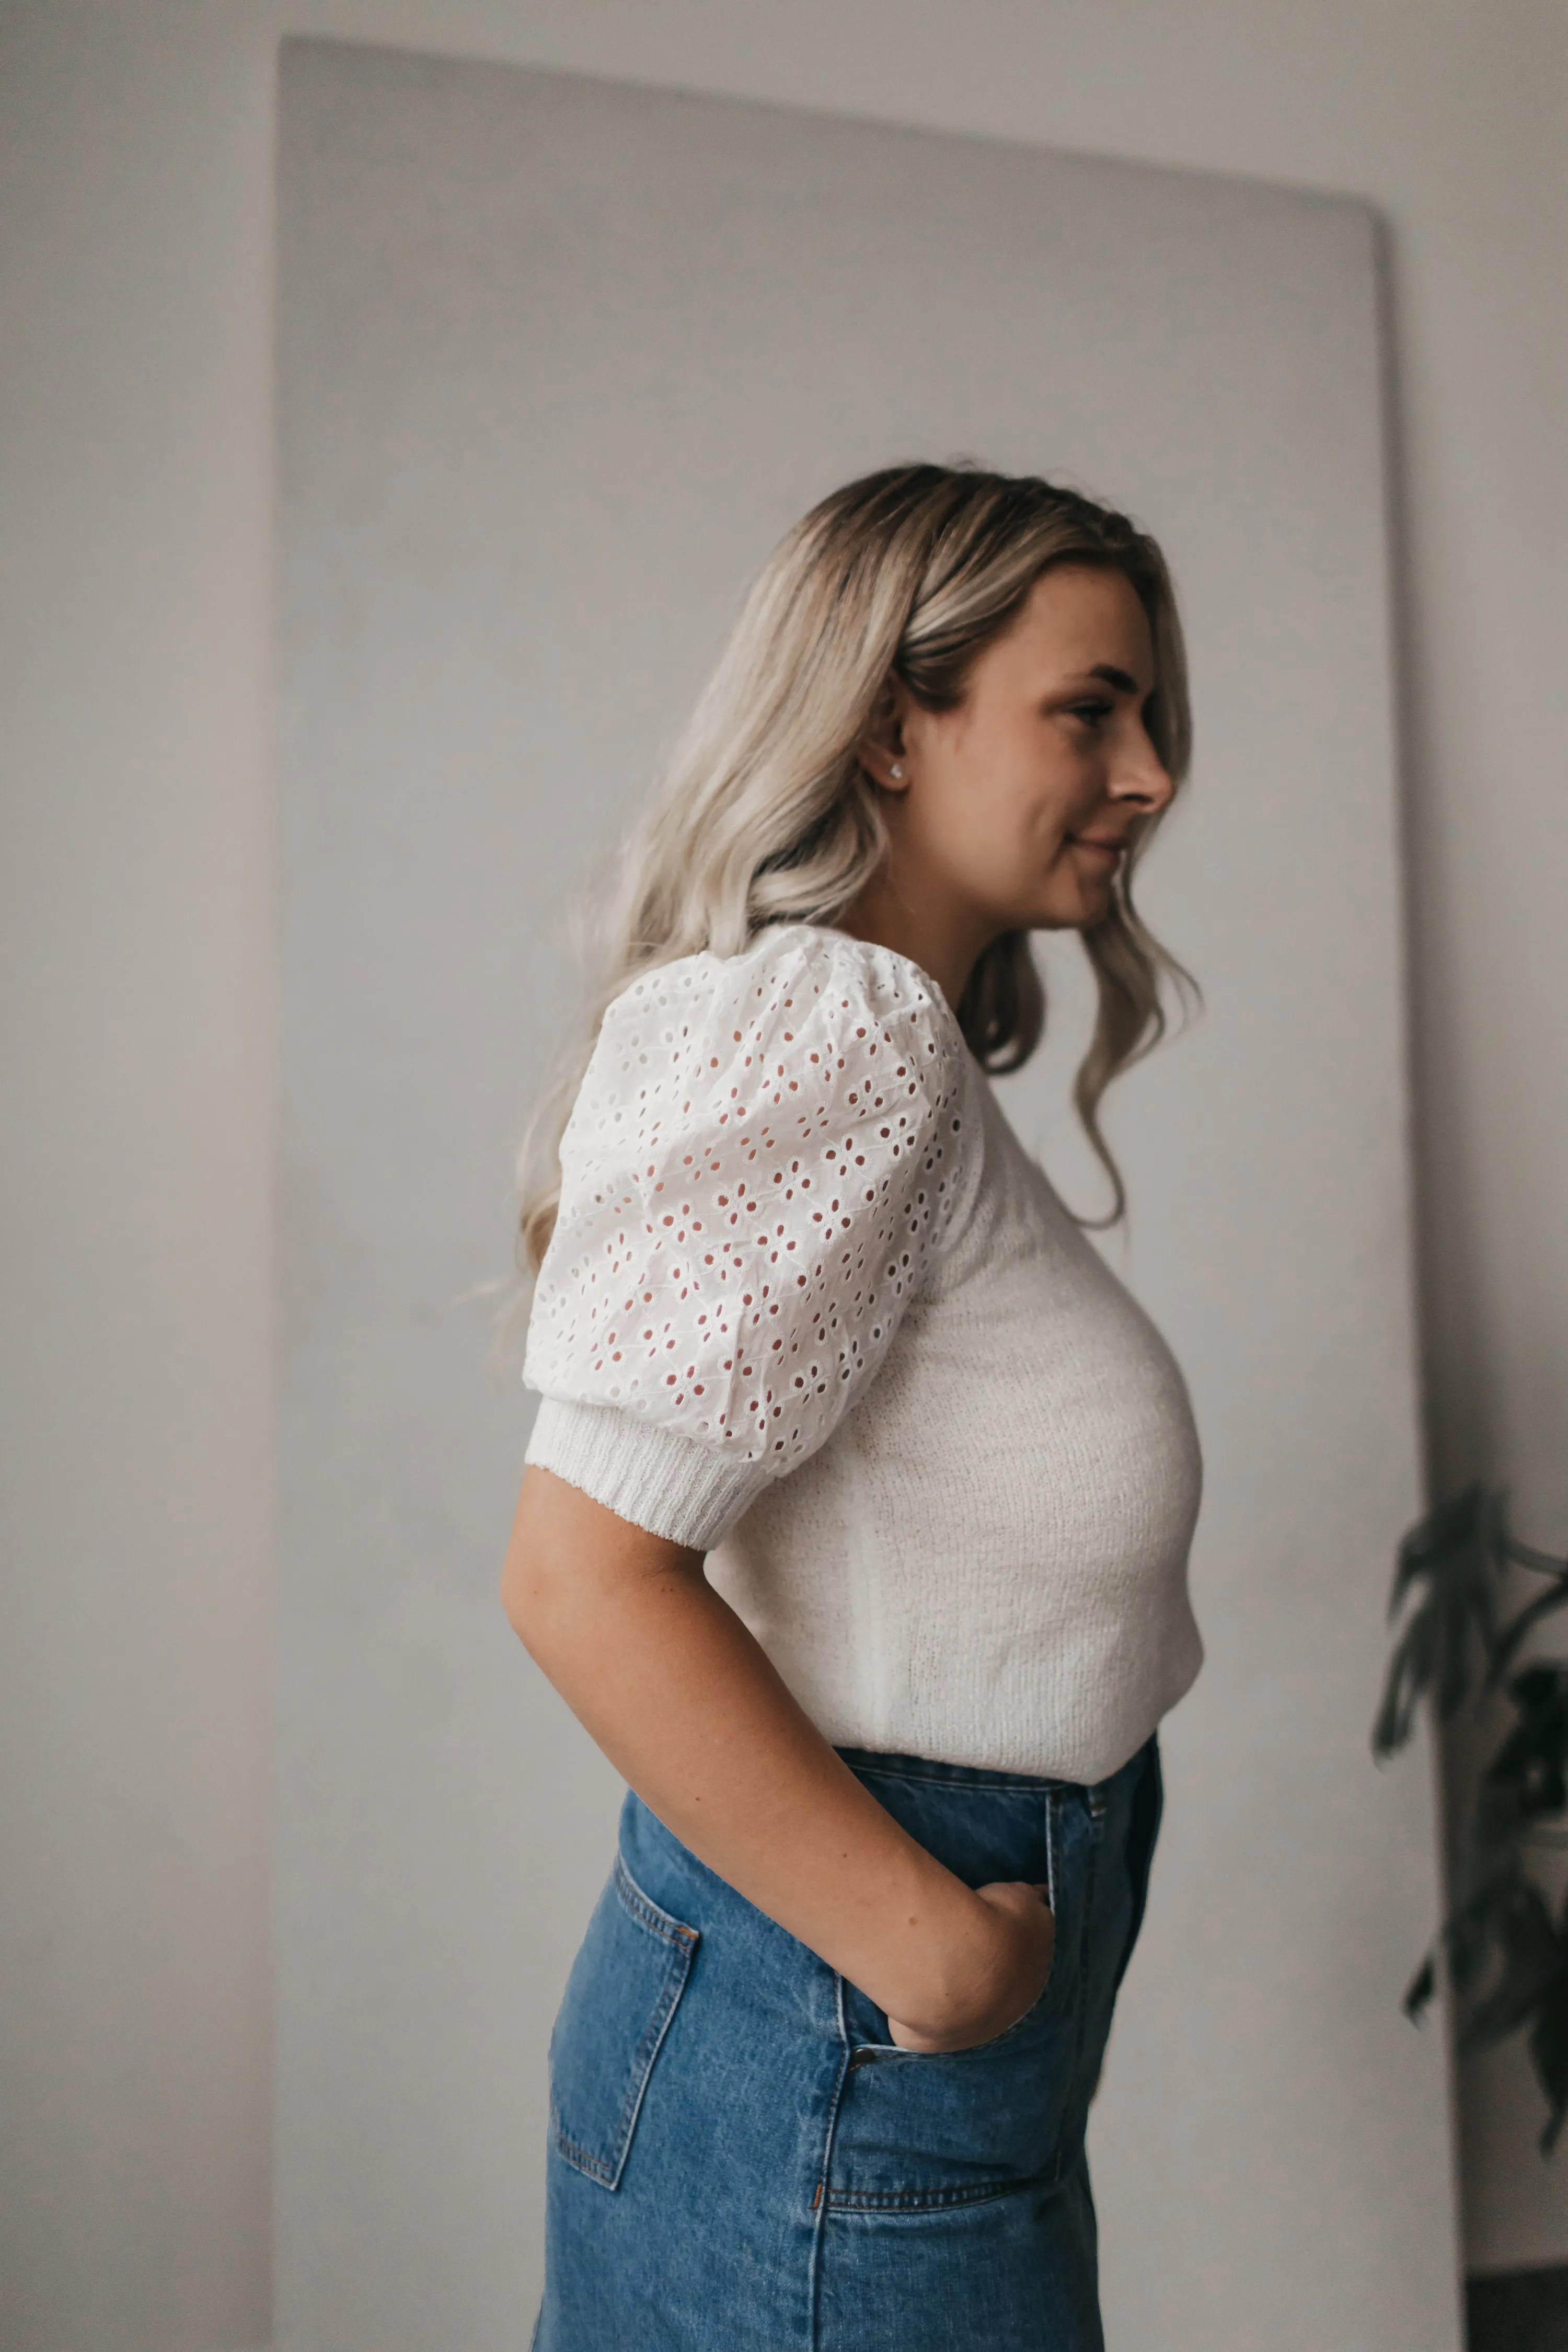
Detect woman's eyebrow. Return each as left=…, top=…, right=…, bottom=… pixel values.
left=1087, top=663, right=1141, bottom=694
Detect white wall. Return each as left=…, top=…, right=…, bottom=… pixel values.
left=274, top=47, right=1449, bottom=2351
left=3, top=3, right=1563, bottom=2347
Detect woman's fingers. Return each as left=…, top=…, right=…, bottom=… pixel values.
left=885, top=1879, right=1055, bottom=2051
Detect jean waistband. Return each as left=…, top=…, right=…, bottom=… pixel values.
left=834, top=1736, right=1157, bottom=1801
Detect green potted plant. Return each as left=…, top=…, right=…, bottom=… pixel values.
left=1377, top=1483, right=1568, bottom=2150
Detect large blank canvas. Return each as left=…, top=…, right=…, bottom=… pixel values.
left=276, top=39, right=1459, bottom=2350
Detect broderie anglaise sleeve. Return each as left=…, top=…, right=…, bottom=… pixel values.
left=522, top=923, right=965, bottom=1548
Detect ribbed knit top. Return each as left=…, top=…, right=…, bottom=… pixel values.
left=523, top=920, right=1203, bottom=1783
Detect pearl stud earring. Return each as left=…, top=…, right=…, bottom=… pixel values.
left=890, top=763, right=905, bottom=780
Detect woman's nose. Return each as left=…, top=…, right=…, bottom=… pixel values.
left=1110, top=732, right=1175, bottom=813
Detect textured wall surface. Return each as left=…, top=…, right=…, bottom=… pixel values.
left=274, top=44, right=1453, bottom=2351
left=5, top=3, right=1560, bottom=2346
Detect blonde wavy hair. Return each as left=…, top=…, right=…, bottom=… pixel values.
left=517, top=461, right=1194, bottom=1275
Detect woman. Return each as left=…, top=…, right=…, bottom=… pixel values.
left=502, top=463, right=1204, bottom=2351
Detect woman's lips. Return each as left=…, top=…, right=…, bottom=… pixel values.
left=1070, top=835, right=1126, bottom=863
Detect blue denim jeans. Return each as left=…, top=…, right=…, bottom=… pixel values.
left=533, top=1737, right=1162, bottom=2351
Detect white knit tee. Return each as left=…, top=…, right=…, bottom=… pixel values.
left=523, top=920, right=1203, bottom=1783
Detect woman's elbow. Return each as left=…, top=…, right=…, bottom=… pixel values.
left=500, top=1467, right=571, bottom=1655
left=499, top=1546, right=531, bottom=1645
left=499, top=1528, right=562, bottom=1659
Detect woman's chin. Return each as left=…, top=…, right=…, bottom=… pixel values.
left=1026, top=886, right=1112, bottom=934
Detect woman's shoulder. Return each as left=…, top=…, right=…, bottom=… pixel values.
left=599, top=921, right=965, bottom=1080
left=530, top=931, right=975, bottom=1511
left=564, top=924, right=969, bottom=1178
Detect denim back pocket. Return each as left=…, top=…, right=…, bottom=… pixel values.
left=549, top=1852, right=699, bottom=2190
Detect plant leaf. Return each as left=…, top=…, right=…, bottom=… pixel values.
left=1444, top=1849, right=1528, bottom=1998
left=1529, top=1970, right=1568, bottom=2154
left=1386, top=1482, right=1486, bottom=1618
left=1504, top=1530, right=1568, bottom=1579
left=1373, top=1609, right=1438, bottom=1758
left=1403, top=1951, right=1436, bottom=2022
left=1490, top=1577, right=1568, bottom=1685
left=1373, top=1482, right=1498, bottom=1756
left=1478, top=1667, right=1568, bottom=1836
left=1456, top=1878, right=1566, bottom=2059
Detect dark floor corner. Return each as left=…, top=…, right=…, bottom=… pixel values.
left=1469, top=2264, right=1568, bottom=2352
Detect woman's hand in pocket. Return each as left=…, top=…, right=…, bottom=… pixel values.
left=886, top=1881, right=1055, bottom=2053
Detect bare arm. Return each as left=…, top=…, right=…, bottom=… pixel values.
left=501, top=1463, right=1052, bottom=2051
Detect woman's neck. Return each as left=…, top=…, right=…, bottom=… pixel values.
left=831, top=875, right=997, bottom=1013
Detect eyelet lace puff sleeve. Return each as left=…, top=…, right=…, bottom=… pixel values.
left=523, top=922, right=966, bottom=1549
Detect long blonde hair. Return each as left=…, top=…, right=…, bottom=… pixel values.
left=518, top=462, right=1194, bottom=1273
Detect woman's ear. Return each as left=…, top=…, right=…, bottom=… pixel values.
left=857, top=679, right=911, bottom=793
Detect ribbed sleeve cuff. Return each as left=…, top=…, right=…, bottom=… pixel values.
left=523, top=1397, right=775, bottom=1551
